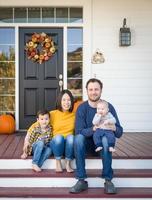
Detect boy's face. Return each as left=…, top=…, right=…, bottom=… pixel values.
left=37, top=114, right=50, bottom=128
left=97, top=103, right=108, bottom=116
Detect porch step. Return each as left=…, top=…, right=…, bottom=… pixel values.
left=0, top=158, right=152, bottom=169
left=0, top=169, right=152, bottom=178
left=0, top=169, right=152, bottom=188
left=0, top=187, right=152, bottom=199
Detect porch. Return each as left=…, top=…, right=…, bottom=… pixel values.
left=0, top=132, right=152, bottom=199
left=0, top=132, right=152, bottom=159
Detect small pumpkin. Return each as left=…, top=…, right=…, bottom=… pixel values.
left=73, top=100, right=83, bottom=113
left=0, top=114, right=15, bottom=134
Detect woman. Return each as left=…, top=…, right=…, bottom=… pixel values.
left=50, top=90, right=75, bottom=172
left=26, top=89, right=75, bottom=173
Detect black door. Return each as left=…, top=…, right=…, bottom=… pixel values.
left=19, top=28, right=63, bottom=129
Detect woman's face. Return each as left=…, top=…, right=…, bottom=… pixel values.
left=61, top=93, right=71, bottom=112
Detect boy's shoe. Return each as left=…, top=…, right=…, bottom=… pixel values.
left=104, top=180, right=117, bottom=194
left=69, top=180, right=88, bottom=193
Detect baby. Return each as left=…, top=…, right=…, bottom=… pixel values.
left=93, top=100, right=116, bottom=152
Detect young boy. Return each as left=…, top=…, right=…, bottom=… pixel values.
left=21, top=109, right=52, bottom=172
left=92, top=100, right=116, bottom=152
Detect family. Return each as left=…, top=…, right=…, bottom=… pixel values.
left=21, top=78, right=123, bottom=194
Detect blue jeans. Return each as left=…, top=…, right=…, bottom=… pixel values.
left=32, top=140, right=52, bottom=167
left=74, top=134, right=113, bottom=180
left=93, top=128, right=116, bottom=148
left=50, top=134, right=74, bottom=160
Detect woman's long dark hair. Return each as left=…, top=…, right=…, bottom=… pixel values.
left=56, top=90, right=74, bottom=112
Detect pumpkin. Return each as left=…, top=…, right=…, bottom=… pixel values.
left=0, top=114, right=15, bottom=134
left=73, top=100, right=83, bottom=113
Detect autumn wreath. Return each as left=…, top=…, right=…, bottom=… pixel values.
left=25, top=32, right=56, bottom=64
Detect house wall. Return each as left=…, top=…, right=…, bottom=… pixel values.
left=1, top=0, right=152, bottom=132
left=91, top=0, right=152, bottom=132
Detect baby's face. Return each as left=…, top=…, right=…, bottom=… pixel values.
left=37, top=114, right=50, bottom=128
left=97, top=103, right=108, bottom=116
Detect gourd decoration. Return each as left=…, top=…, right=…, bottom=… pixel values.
left=0, top=114, right=15, bottom=134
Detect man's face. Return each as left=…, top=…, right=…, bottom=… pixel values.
left=87, top=82, right=102, bottom=102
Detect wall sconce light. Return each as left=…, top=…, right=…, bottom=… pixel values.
left=92, top=49, right=105, bottom=64
left=120, top=18, right=131, bottom=46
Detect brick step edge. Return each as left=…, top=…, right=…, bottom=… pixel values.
left=0, top=187, right=152, bottom=198
left=0, top=169, right=152, bottom=178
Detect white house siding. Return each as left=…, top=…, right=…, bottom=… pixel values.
left=91, top=0, right=152, bottom=132
left=0, top=0, right=152, bottom=132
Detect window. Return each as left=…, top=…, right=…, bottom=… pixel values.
left=0, top=28, right=15, bottom=115
left=0, top=7, right=83, bottom=23
left=67, top=28, right=83, bottom=100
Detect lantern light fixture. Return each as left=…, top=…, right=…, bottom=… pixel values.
left=120, top=18, right=131, bottom=46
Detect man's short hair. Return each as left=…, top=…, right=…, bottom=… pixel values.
left=86, top=78, right=103, bottom=90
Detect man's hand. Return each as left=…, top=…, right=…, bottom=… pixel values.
left=104, top=123, right=116, bottom=131
left=98, top=123, right=116, bottom=132
left=93, top=125, right=98, bottom=131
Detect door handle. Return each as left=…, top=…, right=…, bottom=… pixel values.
left=59, top=74, right=63, bottom=91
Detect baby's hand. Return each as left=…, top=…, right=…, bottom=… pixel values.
left=96, top=113, right=102, bottom=117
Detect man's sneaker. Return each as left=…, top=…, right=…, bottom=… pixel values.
left=104, top=180, right=117, bottom=194
left=69, top=180, right=88, bottom=193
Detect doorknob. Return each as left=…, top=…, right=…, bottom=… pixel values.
left=59, top=80, right=63, bottom=91
left=59, top=74, right=63, bottom=79
left=59, top=74, right=63, bottom=91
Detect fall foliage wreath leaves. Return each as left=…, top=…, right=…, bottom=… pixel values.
left=25, top=32, right=56, bottom=64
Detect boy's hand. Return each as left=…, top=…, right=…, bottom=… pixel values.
left=23, top=142, right=29, bottom=153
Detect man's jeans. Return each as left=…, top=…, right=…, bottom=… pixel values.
left=50, top=134, right=74, bottom=160
left=32, top=140, right=52, bottom=167
left=74, top=134, right=113, bottom=180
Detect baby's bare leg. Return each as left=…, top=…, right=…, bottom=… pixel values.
left=95, top=146, right=103, bottom=152
left=109, top=147, right=116, bottom=152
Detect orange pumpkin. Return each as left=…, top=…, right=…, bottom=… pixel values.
left=0, top=114, right=15, bottom=134
left=73, top=100, right=83, bottom=113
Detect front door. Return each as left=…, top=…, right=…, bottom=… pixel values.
left=19, top=28, right=63, bottom=129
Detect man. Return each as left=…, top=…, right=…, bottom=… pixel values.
left=70, top=78, right=123, bottom=194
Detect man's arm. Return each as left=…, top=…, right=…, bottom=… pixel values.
left=75, top=104, right=94, bottom=137
left=108, top=103, right=123, bottom=138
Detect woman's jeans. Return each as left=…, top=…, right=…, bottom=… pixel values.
left=50, top=134, right=74, bottom=160
left=74, top=134, right=113, bottom=181
left=32, top=140, right=52, bottom=167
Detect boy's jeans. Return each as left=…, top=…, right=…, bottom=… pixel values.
left=32, top=140, right=52, bottom=167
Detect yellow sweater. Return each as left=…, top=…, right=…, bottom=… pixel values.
left=28, top=110, right=75, bottom=138
left=50, top=110, right=75, bottom=138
